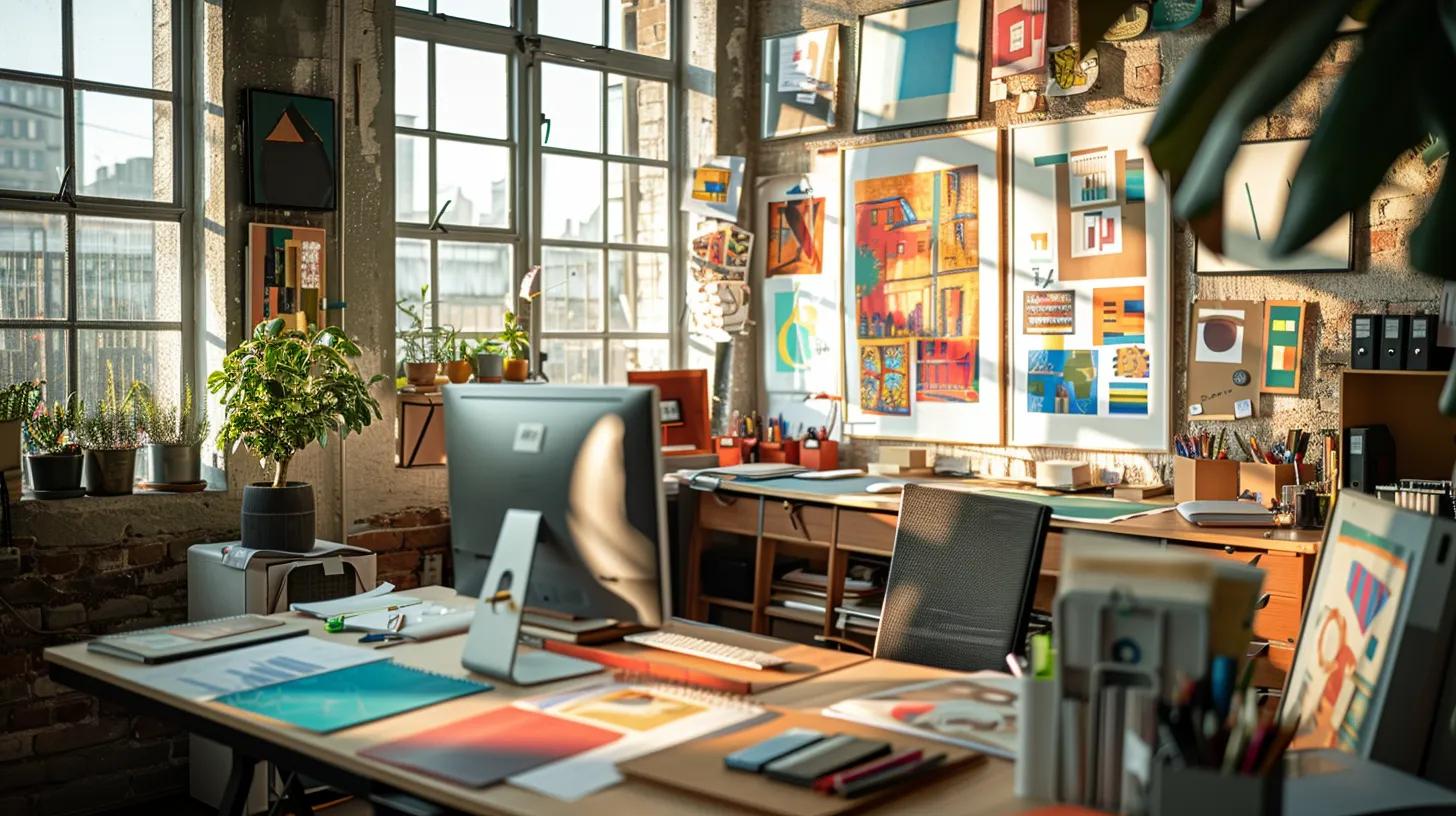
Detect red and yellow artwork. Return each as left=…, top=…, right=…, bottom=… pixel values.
left=916, top=339, right=978, bottom=403
left=860, top=341, right=911, bottom=416
left=766, top=198, right=826, bottom=276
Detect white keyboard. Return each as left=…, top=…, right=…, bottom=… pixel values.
left=624, top=631, right=789, bottom=671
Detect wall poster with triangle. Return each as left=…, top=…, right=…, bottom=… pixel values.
left=246, top=89, right=338, bottom=210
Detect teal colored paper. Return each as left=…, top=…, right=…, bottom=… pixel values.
left=217, top=660, right=491, bottom=733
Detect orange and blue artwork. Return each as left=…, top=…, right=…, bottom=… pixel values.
left=860, top=342, right=911, bottom=415
left=1027, top=349, right=1097, bottom=414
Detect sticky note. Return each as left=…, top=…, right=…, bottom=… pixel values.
left=1189, top=404, right=1204, bottom=417
left=990, top=79, right=1010, bottom=102
left=1234, top=399, right=1253, bottom=419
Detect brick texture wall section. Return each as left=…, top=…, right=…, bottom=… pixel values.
left=0, top=493, right=242, bottom=816
left=347, top=505, right=454, bottom=591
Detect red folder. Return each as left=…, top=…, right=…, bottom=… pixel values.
left=359, top=706, right=620, bottom=788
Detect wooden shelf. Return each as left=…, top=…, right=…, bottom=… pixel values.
left=700, top=594, right=753, bottom=612
left=1340, top=369, right=1456, bottom=481
left=1342, top=368, right=1446, bottom=377
left=766, top=604, right=825, bottom=625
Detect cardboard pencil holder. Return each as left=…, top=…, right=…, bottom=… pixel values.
left=757, top=440, right=800, bottom=465
left=1173, top=456, right=1240, bottom=504
left=799, top=439, right=838, bottom=470
left=715, top=436, right=743, bottom=467
left=1239, top=462, right=1299, bottom=509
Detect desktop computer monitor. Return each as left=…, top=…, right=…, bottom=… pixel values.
left=443, top=383, right=668, bottom=684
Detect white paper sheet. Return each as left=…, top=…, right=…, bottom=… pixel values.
left=138, top=638, right=387, bottom=700
left=221, top=540, right=369, bottom=570
left=289, top=585, right=421, bottom=619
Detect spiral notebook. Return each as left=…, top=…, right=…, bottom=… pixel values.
left=215, top=660, right=492, bottom=733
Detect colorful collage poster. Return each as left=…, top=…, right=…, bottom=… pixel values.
left=990, top=0, right=1048, bottom=80
left=247, top=222, right=328, bottom=331
left=757, top=170, right=842, bottom=433
left=1262, top=300, right=1306, bottom=394
left=1009, top=110, right=1170, bottom=451
left=842, top=130, right=1003, bottom=444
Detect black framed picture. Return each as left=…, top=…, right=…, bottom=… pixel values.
left=659, top=399, right=684, bottom=426
left=246, top=89, right=338, bottom=210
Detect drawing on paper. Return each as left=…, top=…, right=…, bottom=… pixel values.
left=247, top=223, right=327, bottom=331
left=1262, top=301, right=1305, bottom=393
left=559, top=687, right=706, bottom=732
left=1195, top=308, right=1247, bottom=365
left=773, top=287, right=833, bottom=373
left=916, top=339, right=978, bottom=403
left=1032, top=147, right=1147, bottom=281
left=1114, top=346, right=1150, bottom=379
left=991, top=0, right=1048, bottom=79
left=1026, top=349, right=1097, bottom=415
left=855, top=0, right=983, bottom=131
left=1024, top=290, right=1075, bottom=335
left=1093, top=286, right=1146, bottom=345
left=1108, top=381, right=1149, bottom=415
left=767, top=198, right=826, bottom=276
left=860, top=342, right=912, bottom=416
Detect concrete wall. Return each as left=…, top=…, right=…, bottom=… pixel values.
left=749, top=1, right=1443, bottom=483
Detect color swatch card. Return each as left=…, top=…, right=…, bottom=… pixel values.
left=360, top=706, right=621, bottom=788
left=216, top=660, right=492, bottom=733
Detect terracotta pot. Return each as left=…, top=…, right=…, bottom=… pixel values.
left=503, top=358, right=529, bottom=382
left=445, top=359, right=473, bottom=384
left=405, top=362, right=439, bottom=388
left=475, top=353, right=503, bottom=383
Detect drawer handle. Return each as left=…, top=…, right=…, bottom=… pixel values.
left=1248, top=553, right=1263, bottom=568
left=1224, top=545, right=1235, bottom=554
left=1255, top=593, right=1271, bottom=610
left=711, top=493, right=738, bottom=507
left=784, top=501, right=810, bottom=540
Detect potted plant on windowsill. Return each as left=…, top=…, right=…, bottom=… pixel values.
left=444, top=333, right=474, bottom=384
left=473, top=337, right=503, bottom=382
left=209, top=318, right=383, bottom=553
left=397, top=284, right=449, bottom=390
left=23, top=396, right=83, bottom=499
left=498, top=310, right=530, bottom=382
left=75, top=364, right=143, bottom=497
left=140, top=383, right=209, bottom=489
left=1, top=379, right=43, bottom=476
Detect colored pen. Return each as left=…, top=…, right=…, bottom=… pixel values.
left=818, top=748, right=925, bottom=794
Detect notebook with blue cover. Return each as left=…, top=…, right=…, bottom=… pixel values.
left=216, top=660, right=492, bottom=732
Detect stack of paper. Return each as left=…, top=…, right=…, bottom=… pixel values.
left=822, top=672, right=1021, bottom=759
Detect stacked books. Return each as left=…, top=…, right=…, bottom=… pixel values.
left=1375, top=479, right=1454, bottom=518
left=833, top=599, right=883, bottom=639
left=771, top=568, right=883, bottom=619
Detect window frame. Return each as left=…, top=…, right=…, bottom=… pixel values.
left=395, top=0, right=685, bottom=382
left=0, top=0, right=193, bottom=401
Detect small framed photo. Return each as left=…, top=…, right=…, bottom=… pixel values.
left=659, top=399, right=684, bottom=426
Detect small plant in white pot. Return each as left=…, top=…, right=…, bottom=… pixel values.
left=140, top=383, right=209, bottom=489
left=0, top=380, right=43, bottom=476
left=22, top=396, right=83, bottom=498
left=209, top=319, right=383, bottom=553
left=75, top=364, right=143, bottom=497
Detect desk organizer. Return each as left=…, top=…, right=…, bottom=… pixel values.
left=1238, top=462, right=1298, bottom=509
left=757, top=440, right=800, bottom=465
left=716, top=437, right=744, bottom=467
left=799, top=439, right=838, bottom=470
left=1151, top=763, right=1282, bottom=816
left=1173, top=456, right=1239, bottom=503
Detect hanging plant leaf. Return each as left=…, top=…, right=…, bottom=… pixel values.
left=1409, top=168, right=1456, bottom=278
left=1274, top=0, right=1433, bottom=257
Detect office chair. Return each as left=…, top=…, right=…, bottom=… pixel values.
left=822, top=485, right=1051, bottom=672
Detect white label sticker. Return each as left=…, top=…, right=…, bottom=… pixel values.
left=322, top=556, right=344, bottom=576
left=1189, top=403, right=1204, bottom=417
left=1350, top=435, right=1364, bottom=455
left=1234, top=399, right=1253, bottom=419
left=513, top=422, right=546, bottom=453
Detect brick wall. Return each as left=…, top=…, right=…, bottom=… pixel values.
left=347, top=506, right=453, bottom=590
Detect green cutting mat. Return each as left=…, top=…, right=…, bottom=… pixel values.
left=977, top=489, right=1168, bottom=522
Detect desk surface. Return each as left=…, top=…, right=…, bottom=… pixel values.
left=689, top=474, right=1322, bottom=554
left=46, top=586, right=1035, bottom=816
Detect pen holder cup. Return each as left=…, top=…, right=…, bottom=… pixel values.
left=715, top=437, right=743, bottom=467
left=1173, top=456, right=1241, bottom=504
left=799, top=439, right=838, bottom=470
left=758, top=440, right=800, bottom=465
left=1151, top=763, right=1282, bottom=816
left=1239, top=462, right=1299, bottom=509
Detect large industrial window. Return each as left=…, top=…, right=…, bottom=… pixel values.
left=0, top=0, right=190, bottom=405
left=394, top=0, right=681, bottom=384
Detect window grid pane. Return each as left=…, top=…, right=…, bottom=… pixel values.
left=0, top=79, right=66, bottom=194
left=0, top=211, right=67, bottom=320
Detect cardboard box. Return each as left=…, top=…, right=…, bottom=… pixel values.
left=878, top=447, right=930, bottom=469
left=1173, top=456, right=1240, bottom=504
left=1239, top=461, right=1298, bottom=509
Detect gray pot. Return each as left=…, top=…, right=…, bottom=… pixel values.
left=474, top=352, right=503, bottom=382
left=83, top=448, right=137, bottom=496
left=26, top=452, right=83, bottom=494
left=147, top=442, right=201, bottom=484
left=242, top=482, right=315, bottom=553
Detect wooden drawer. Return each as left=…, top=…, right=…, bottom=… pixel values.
left=1249, top=641, right=1295, bottom=690
left=697, top=493, right=760, bottom=536
left=835, top=509, right=898, bottom=555
left=762, top=501, right=834, bottom=545
left=1171, top=542, right=1308, bottom=599
left=1252, top=592, right=1303, bottom=646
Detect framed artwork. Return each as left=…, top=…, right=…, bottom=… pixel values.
left=1196, top=139, right=1354, bottom=274
left=990, top=0, right=1048, bottom=79
left=1009, top=109, right=1171, bottom=451
left=1262, top=300, right=1307, bottom=394
left=760, top=25, right=839, bottom=140
left=855, top=0, right=983, bottom=132
left=841, top=129, right=1003, bottom=444
left=246, top=223, right=328, bottom=332
left=246, top=90, right=337, bottom=210
left=682, top=155, right=746, bottom=222
left=757, top=170, right=842, bottom=419
left=659, top=399, right=684, bottom=426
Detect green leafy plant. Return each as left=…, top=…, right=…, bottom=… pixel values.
left=396, top=284, right=453, bottom=364
left=75, top=363, right=142, bottom=450
left=0, top=380, right=43, bottom=423
left=497, top=310, right=529, bottom=360
left=140, top=383, right=210, bottom=447
left=1073, top=0, right=1456, bottom=408
left=23, top=396, right=80, bottom=455
left=208, top=318, right=384, bottom=488
left=472, top=336, right=501, bottom=357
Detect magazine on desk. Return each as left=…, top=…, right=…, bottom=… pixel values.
left=821, top=671, right=1020, bottom=759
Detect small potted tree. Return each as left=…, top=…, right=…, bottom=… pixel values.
left=75, top=364, right=142, bottom=497
left=209, top=318, right=383, bottom=553
left=140, top=383, right=209, bottom=489
left=1, top=380, right=43, bottom=476
left=498, top=310, right=530, bottom=382
left=397, top=284, right=449, bottom=390
left=23, top=396, right=83, bottom=498
left=473, top=337, right=503, bottom=382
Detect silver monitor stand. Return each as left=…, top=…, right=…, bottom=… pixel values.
left=460, top=509, right=605, bottom=685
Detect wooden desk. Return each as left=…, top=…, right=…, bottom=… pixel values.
left=44, top=586, right=1033, bottom=816
left=682, top=477, right=1321, bottom=689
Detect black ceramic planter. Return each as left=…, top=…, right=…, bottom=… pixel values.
left=25, top=453, right=83, bottom=497
left=241, top=481, right=315, bottom=552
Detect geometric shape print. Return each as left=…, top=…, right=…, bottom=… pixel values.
left=1346, top=561, right=1391, bottom=635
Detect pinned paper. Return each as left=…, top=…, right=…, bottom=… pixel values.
left=1189, top=403, right=1204, bottom=417
left=1047, top=45, right=1099, bottom=97
left=682, top=156, right=746, bottom=222
left=1016, top=90, right=1040, bottom=113
left=1234, top=399, right=1254, bottom=419
left=1187, top=299, right=1263, bottom=420
left=990, top=79, right=1010, bottom=102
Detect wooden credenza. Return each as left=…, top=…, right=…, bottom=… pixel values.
left=681, top=478, right=1320, bottom=690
